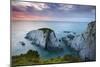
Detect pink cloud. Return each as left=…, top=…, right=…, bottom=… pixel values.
left=11, top=11, right=51, bottom=21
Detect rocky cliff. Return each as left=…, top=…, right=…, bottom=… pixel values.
left=24, top=21, right=96, bottom=61
left=71, top=21, right=96, bottom=61
left=25, top=28, right=62, bottom=51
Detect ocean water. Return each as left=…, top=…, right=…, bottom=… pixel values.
left=11, top=21, right=89, bottom=59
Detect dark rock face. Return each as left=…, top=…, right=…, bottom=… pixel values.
left=67, top=34, right=75, bottom=40
left=25, top=28, right=62, bottom=51
left=19, top=41, right=25, bottom=46
left=61, top=32, right=76, bottom=46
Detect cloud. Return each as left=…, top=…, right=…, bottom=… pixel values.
left=91, top=9, right=96, bottom=14
left=12, top=11, right=51, bottom=21
left=31, top=3, right=49, bottom=11
left=58, top=4, right=74, bottom=11
left=12, top=1, right=31, bottom=12
left=11, top=1, right=95, bottom=21
left=12, top=1, right=49, bottom=11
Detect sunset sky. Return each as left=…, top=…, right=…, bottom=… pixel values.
left=11, top=1, right=96, bottom=22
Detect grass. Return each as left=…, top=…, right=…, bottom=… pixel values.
left=38, top=28, right=53, bottom=34
left=11, top=50, right=81, bottom=67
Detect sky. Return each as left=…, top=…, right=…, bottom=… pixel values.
left=11, top=1, right=96, bottom=22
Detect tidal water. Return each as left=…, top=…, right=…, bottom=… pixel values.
left=11, top=21, right=89, bottom=59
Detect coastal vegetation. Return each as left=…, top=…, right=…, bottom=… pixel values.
left=12, top=50, right=81, bottom=67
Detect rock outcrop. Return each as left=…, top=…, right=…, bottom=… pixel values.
left=60, top=31, right=76, bottom=46
left=71, top=21, right=96, bottom=61
left=25, top=28, right=62, bottom=51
